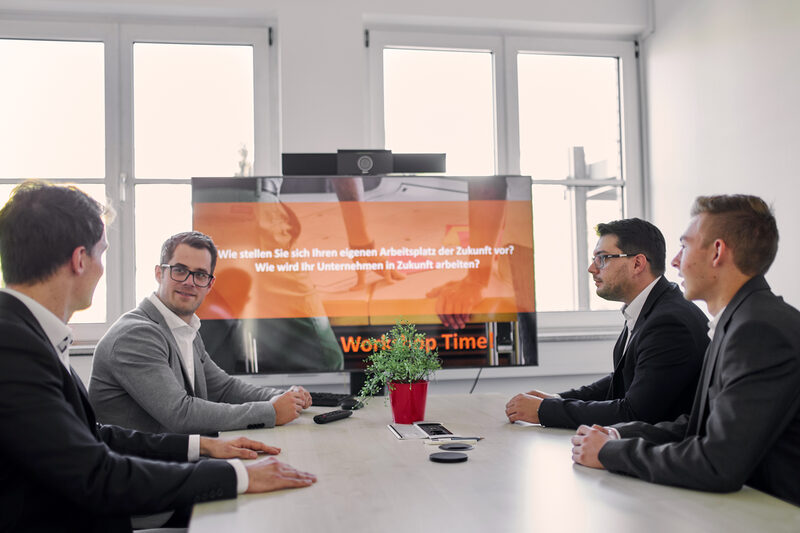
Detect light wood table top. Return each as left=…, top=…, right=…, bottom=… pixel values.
left=190, top=393, right=800, bottom=533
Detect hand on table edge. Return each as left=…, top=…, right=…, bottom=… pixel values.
left=245, top=456, right=317, bottom=493
left=571, top=424, right=612, bottom=469
left=199, top=436, right=281, bottom=460
left=505, top=392, right=544, bottom=424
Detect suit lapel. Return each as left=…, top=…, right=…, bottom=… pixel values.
left=612, top=326, right=627, bottom=367
left=686, top=275, right=770, bottom=435
left=611, top=278, right=670, bottom=381
left=139, top=298, right=196, bottom=395
left=606, top=326, right=628, bottom=398
left=192, top=336, right=208, bottom=399
left=68, top=366, right=99, bottom=428
left=688, top=331, right=722, bottom=434
left=627, top=277, right=670, bottom=342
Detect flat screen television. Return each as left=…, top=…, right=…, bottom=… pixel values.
left=191, top=175, right=536, bottom=379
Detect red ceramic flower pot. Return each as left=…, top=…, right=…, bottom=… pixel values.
left=389, top=381, right=428, bottom=423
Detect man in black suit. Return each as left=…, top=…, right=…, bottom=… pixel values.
left=505, top=218, right=708, bottom=429
left=572, top=195, right=800, bottom=506
left=0, top=181, right=316, bottom=532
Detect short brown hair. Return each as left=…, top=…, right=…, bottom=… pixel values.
left=0, top=181, right=107, bottom=285
left=596, top=218, right=666, bottom=276
left=160, top=231, right=218, bottom=274
left=690, top=195, right=778, bottom=276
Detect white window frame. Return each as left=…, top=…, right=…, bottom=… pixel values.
left=0, top=15, right=278, bottom=343
left=117, top=22, right=277, bottom=317
left=367, top=31, right=506, bottom=174
left=367, top=29, right=643, bottom=336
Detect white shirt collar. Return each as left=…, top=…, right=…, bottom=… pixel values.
left=708, top=306, right=726, bottom=341
left=621, top=276, right=662, bottom=333
left=147, top=293, right=201, bottom=333
left=0, top=287, right=73, bottom=369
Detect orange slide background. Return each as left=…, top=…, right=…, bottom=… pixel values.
left=194, top=200, right=534, bottom=323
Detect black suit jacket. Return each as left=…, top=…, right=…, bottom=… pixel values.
left=0, top=292, right=237, bottom=533
left=600, top=276, right=800, bottom=505
left=538, top=277, right=709, bottom=428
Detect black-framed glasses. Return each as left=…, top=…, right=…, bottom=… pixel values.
left=591, top=253, right=647, bottom=269
left=160, top=264, right=214, bottom=287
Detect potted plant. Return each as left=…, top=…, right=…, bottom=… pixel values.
left=358, top=321, right=442, bottom=423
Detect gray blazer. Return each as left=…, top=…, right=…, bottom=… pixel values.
left=599, top=276, right=800, bottom=505
left=89, top=298, right=283, bottom=434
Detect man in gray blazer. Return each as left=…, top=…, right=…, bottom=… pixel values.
left=572, top=195, right=800, bottom=506
left=90, top=231, right=313, bottom=435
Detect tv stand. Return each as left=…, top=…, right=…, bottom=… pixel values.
left=349, top=370, right=384, bottom=397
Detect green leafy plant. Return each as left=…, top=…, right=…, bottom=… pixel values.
left=358, top=321, right=442, bottom=401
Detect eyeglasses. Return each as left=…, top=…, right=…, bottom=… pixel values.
left=160, top=264, right=214, bottom=287
left=591, top=253, right=643, bottom=269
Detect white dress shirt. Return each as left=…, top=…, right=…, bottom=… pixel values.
left=620, top=276, right=662, bottom=352
left=707, top=306, right=726, bottom=342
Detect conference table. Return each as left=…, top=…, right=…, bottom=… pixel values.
left=189, top=393, right=800, bottom=532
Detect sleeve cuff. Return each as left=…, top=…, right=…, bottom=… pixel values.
left=188, top=434, right=200, bottom=461
left=227, top=459, right=250, bottom=494
left=607, top=427, right=621, bottom=439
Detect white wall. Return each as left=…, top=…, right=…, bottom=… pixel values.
left=644, top=0, right=800, bottom=307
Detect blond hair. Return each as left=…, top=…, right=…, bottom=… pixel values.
left=691, top=195, right=778, bottom=276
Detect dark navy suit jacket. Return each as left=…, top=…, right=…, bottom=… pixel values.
left=0, top=292, right=237, bottom=533
left=538, top=276, right=709, bottom=428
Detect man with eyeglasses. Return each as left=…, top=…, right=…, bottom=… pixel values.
left=90, top=231, right=313, bottom=435
left=506, top=218, right=709, bottom=429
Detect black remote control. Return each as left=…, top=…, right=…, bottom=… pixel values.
left=313, top=409, right=353, bottom=424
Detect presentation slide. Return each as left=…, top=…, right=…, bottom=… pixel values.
left=192, top=176, right=536, bottom=373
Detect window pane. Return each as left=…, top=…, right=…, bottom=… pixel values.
left=0, top=39, right=105, bottom=179
left=519, top=53, right=623, bottom=312
left=532, top=184, right=624, bottom=312
left=0, top=183, right=107, bottom=323
left=135, top=184, right=192, bottom=301
left=134, top=43, right=255, bottom=179
left=518, top=53, right=621, bottom=180
left=532, top=184, right=576, bottom=311
left=586, top=187, right=624, bottom=311
left=383, top=48, right=495, bottom=175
